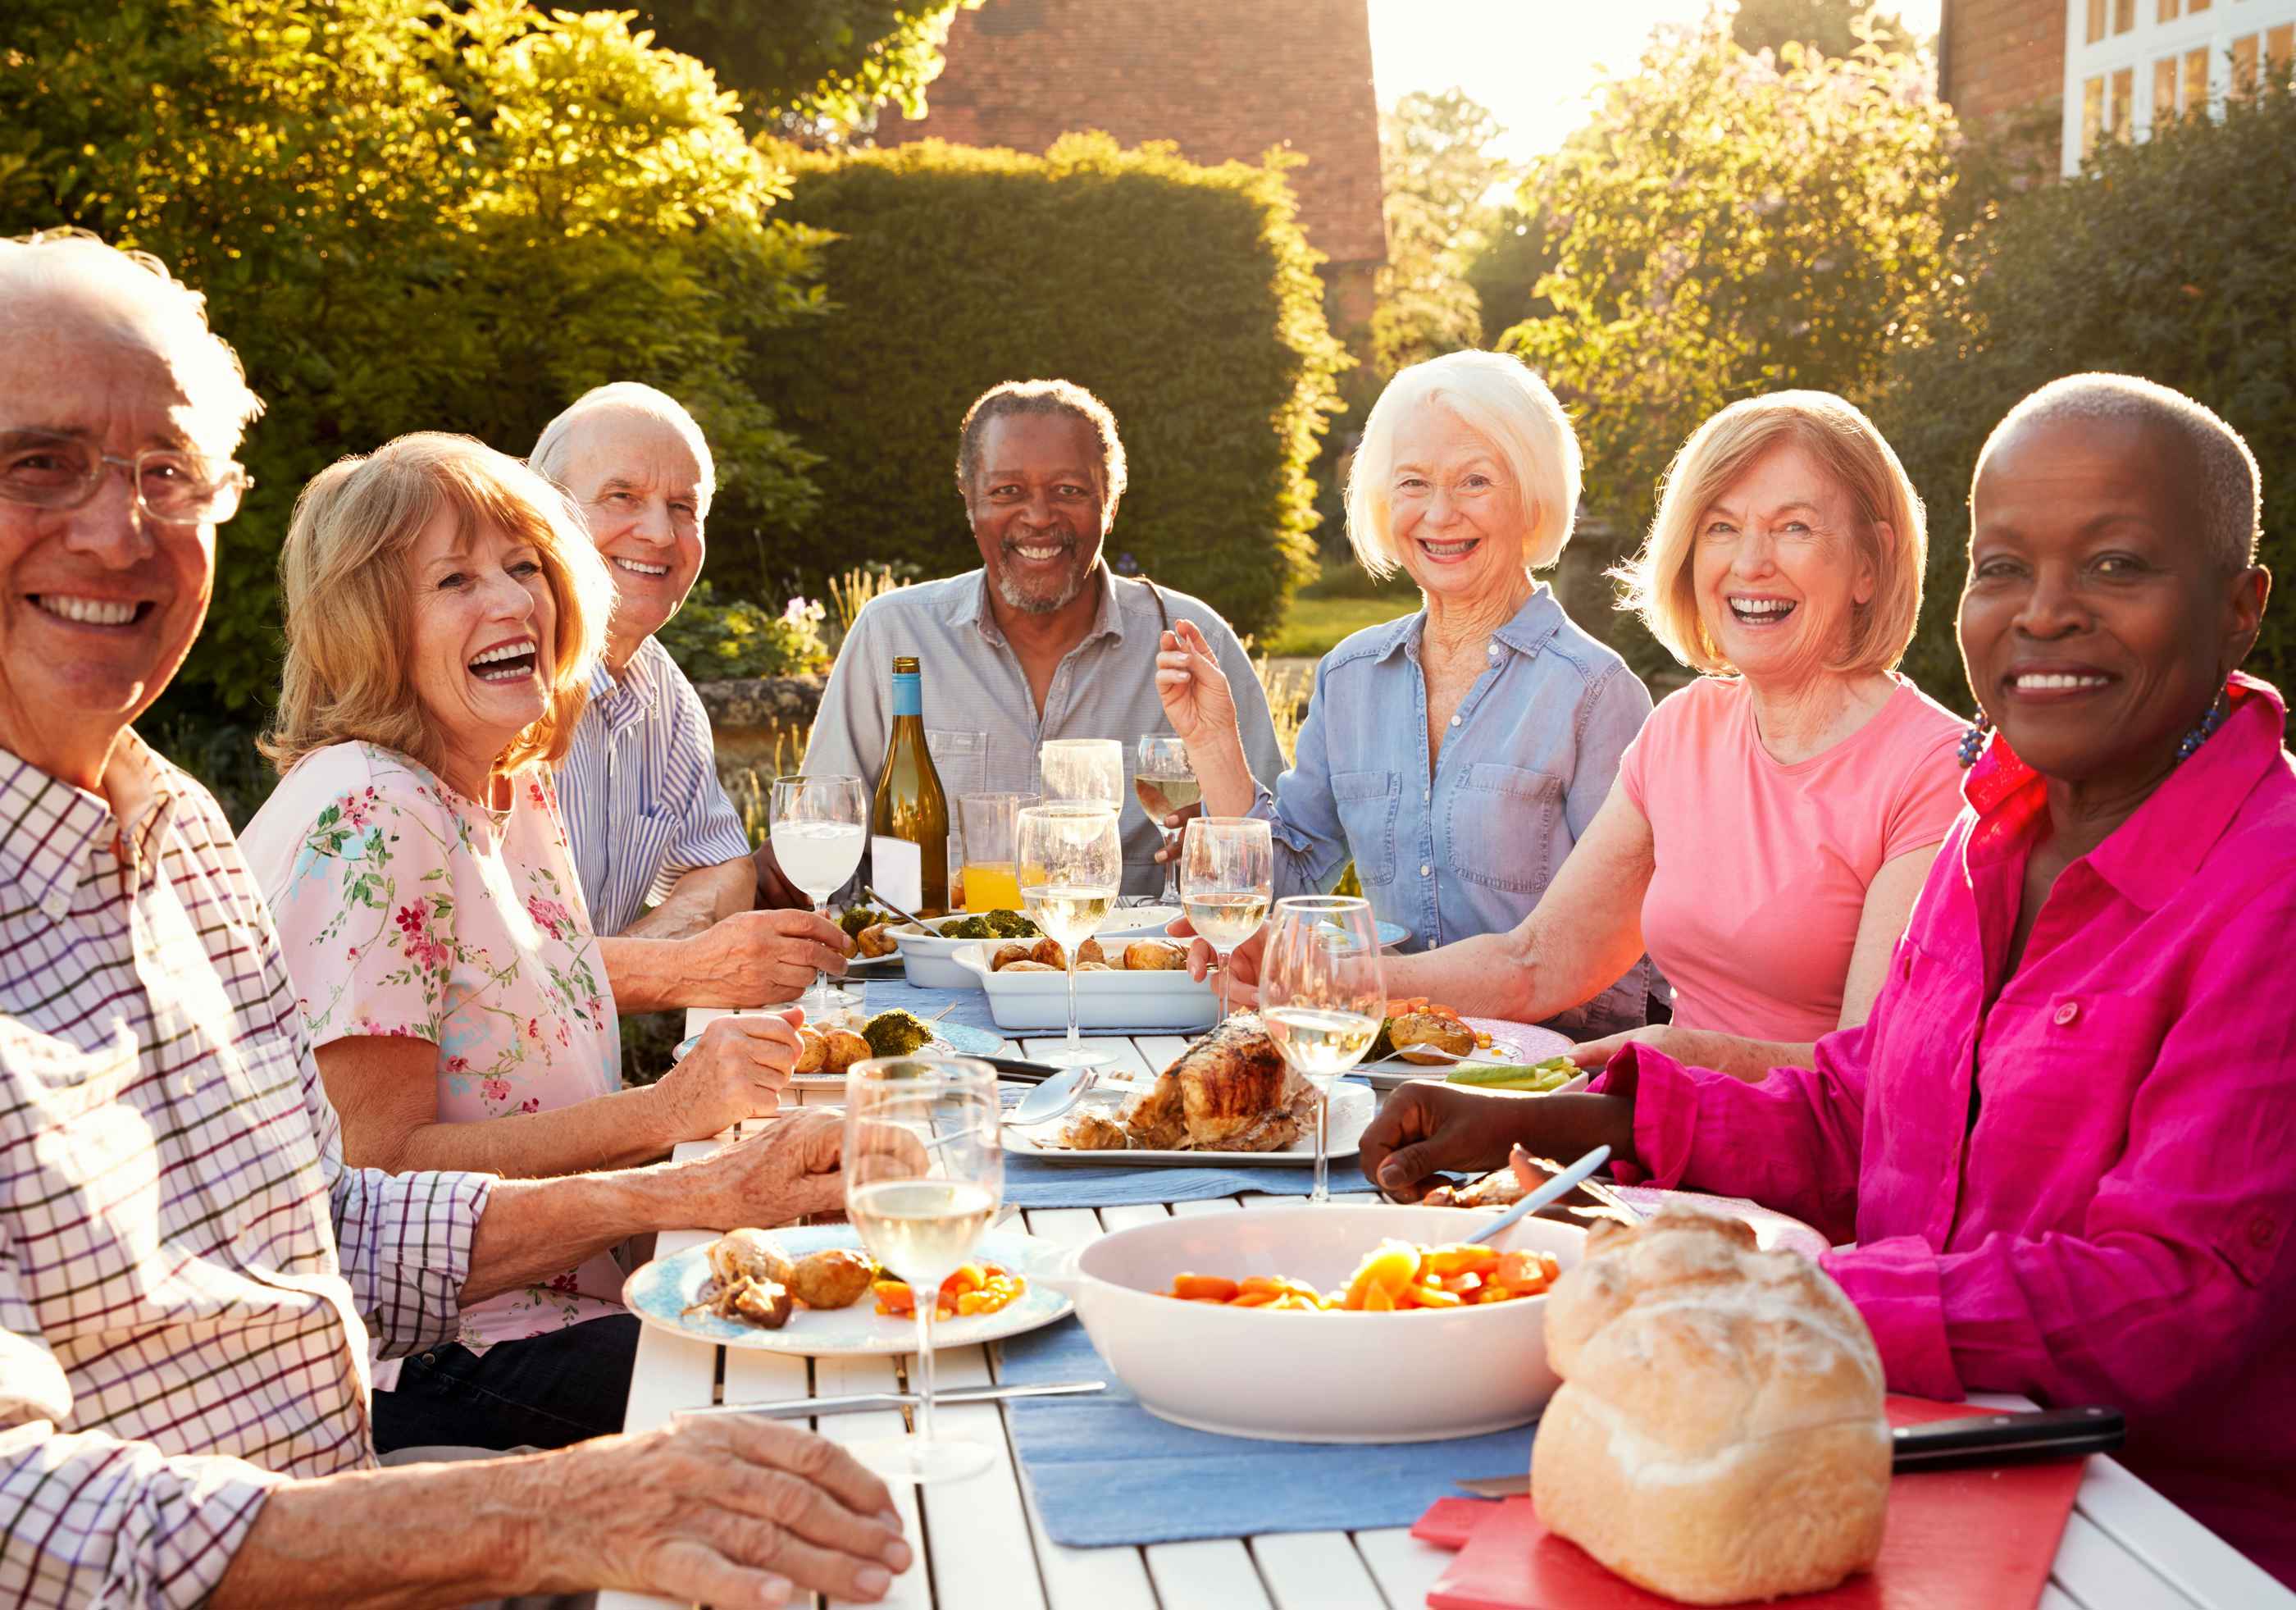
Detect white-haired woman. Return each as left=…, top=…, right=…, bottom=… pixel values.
left=239, top=433, right=809, bottom=1453
left=1182, top=389, right=1968, bottom=1074
left=1158, top=349, right=1655, bottom=1033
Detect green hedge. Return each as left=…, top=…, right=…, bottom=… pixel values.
left=1882, top=80, right=2296, bottom=713
left=738, top=135, right=1348, bottom=641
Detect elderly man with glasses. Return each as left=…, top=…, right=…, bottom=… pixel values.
left=531, top=384, right=853, bottom=1011
left=0, top=229, right=911, bottom=1607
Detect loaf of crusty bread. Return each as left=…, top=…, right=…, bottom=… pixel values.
left=1532, top=1206, right=1890, bottom=1605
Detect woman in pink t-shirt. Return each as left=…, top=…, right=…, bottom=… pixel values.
left=1264, top=391, right=1964, bottom=1072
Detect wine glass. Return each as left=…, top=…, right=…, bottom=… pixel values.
left=1038, top=738, right=1125, bottom=811
left=768, top=774, right=868, bottom=1016
left=1179, top=816, right=1273, bottom=1021
left=1259, top=896, right=1385, bottom=1204
left=844, top=1055, right=1004, bottom=1484
left=1134, top=735, right=1199, bottom=903
left=1017, top=802, right=1123, bottom=1070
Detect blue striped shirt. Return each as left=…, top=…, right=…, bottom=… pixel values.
left=554, top=636, right=753, bottom=935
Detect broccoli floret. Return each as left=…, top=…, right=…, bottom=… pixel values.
left=985, top=908, right=1037, bottom=938
left=862, top=1009, right=934, bottom=1059
left=941, top=914, right=995, bottom=940
left=837, top=906, right=884, bottom=941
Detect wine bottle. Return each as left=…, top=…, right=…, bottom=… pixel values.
left=869, top=655, right=950, bottom=915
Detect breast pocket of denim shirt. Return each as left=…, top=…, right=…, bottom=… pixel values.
left=1446, top=764, right=1565, bottom=895
left=1330, top=769, right=1401, bottom=887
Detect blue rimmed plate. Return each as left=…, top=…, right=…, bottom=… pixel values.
left=622, top=1223, right=1072, bottom=1357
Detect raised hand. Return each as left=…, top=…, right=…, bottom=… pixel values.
left=1154, top=619, right=1241, bottom=750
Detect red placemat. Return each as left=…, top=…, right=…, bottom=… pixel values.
left=1425, top=1397, right=2085, bottom=1610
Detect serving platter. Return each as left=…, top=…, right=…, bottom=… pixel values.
left=956, top=942, right=1218, bottom=1033
left=676, top=1010, right=1005, bottom=1088
left=624, top=1223, right=1073, bottom=1357
left=1002, top=1080, right=1375, bottom=1168
left=1355, top=1016, right=1576, bottom=1091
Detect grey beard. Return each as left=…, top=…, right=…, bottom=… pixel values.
left=995, top=547, right=1089, bottom=614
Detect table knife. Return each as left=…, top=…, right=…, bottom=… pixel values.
left=1455, top=1405, right=2125, bottom=1497
left=678, top=1379, right=1106, bottom=1421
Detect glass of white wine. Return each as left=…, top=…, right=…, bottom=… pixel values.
left=1038, top=737, right=1125, bottom=811
left=1179, top=816, right=1273, bottom=1022
left=768, top=774, right=868, bottom=1016
left=1016, top=802, right=1123, bottom=1070
left=844, top=1055, right=1004, bottom=1484
left=1259, top=896, right=1385, bottom=1204
left=1135, top=734, right=1199, bottom=903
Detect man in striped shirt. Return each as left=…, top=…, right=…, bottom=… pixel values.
left=0, top=231, right=910, bottom=1606
left=533, top=385, right=853, bottom=1012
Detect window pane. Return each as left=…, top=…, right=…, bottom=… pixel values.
left=2088, top=0, right=2108, bottom=44
left=2112, top=67, right=2135, bottom=139
left=2269, top=24, right=2294, bottom=75
left=2233, top=35, right=2260, bottom=98
left=2084, top=76, right=2107, bottom=158
left=2115, top=0, right=2136, bottom=35
left=2158, top=0, right=2180, bottom=20
left=2184, top=48, right=2209, bottom=111
left=2156, top=57, right=2182, bottom=117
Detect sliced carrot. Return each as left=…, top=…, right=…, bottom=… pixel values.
left=1174, top=1274, right=1243, bottom=1302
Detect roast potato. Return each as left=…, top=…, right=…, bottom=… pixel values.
left=1031, top=936, right=1105, bottom=969
left=1000, top=960, right=1061, bottom=973
left=790, top=1248, right=877, bottom=1310
left=856, top=923, right=900, bottom=959
left=791, top=1028, right=828, bottom=1075
left=820, top=1028, right=872, bottom=1072
left=1078, top=960, right=1114, bottom=971
left=1389, top=1010, right=1474, bottom=1065
left=991, top=941, right=1036, bottom=972
left=1121, top=939, right=1186, bottom=970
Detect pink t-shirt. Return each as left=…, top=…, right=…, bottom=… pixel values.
left=1620, top=675, right=1964, bottom=1042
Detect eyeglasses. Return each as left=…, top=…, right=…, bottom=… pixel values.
left=0, top=430, right=251, bottom=524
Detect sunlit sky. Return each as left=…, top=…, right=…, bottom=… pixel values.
left=1365, top=0, right=1944, bottom=159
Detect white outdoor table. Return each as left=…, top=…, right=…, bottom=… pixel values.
left=602, top=1022, right=2294, bottom=1610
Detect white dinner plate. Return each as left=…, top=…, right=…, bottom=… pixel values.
left=1355, top=1015, right=1574, bottom=1083
left=676, top=1013, right=1006, bottom=1087
left=622, top=1224, right=1073, bottom=1356
left=1002, top=1080, right=1375, bottom=1167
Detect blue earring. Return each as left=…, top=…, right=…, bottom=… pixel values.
left=2175, top=689, right=2229, bottom=764
left=1957, top=709, right=1991, bottom=769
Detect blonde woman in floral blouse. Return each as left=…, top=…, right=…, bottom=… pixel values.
left=241, top=432, right=806, bottom=1453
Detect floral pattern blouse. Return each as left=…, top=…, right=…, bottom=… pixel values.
left=239, top=741, right=625, bottom=1363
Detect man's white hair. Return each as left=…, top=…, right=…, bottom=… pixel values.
left=529, top=381, right=716, bottom=519
left=0, top=229, right=262, bottom=461
left=1978, top=373, right=2260, bottom=572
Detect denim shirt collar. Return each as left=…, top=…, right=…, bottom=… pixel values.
left=1369, top=582, right=1565, bottom=665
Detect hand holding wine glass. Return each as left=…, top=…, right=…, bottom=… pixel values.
left=1259, top=896, right=1385, bottom=1204
left=1179, top=816, right=1273, bottom=1021
left=1017, top=803, right=1123, bottom=1070
left=768, top=774, right=868, bottom=1016
left=842, top=1055, right=1003, bottom=1485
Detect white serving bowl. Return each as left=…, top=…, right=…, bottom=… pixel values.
left=954, top=941, right=1216, bottom=1032
left=885, top=916, right=997, bottom=989
left=1045, top=1203, right=1583, bottom=1443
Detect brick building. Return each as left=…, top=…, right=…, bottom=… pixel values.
left=1940, top=0, right=2296, bottom=172
left=884, top=0, right=1387, bottom=331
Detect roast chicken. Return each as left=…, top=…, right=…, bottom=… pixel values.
left=1059, top=1015, right=1316, bottom=1152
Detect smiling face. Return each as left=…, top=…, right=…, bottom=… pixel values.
left=554, top=408, right=704, bottom=669
left=967, top=411, right=1109, bottom=617
left=1690, top=441, right=1879, bottom=684
left=1385, top=404, right=1529, bottom=606
left=0, top=307, right=219, bottom=789
left=403, top=506, right=558, bottom=796
left=1960, top=415, right=2265, bottom=787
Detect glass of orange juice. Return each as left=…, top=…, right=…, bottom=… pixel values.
left=957, top=792, right=1036, bottom=913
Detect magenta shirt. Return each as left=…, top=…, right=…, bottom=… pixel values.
left=1598, top=674, right=2296, bottom=1588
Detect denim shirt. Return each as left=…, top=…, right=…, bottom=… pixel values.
left=1252, top=585, right=1655, bottom=1038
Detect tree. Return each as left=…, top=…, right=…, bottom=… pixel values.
left=0, top=0, right=834, bottom=709
left=629, top=0, right=979, bottom=135
left=1730, top=0, right=1916, bottom=60
left=1493, top=22, right=1957, bottom=673
left=1369, top=89, right=1516, bottom=376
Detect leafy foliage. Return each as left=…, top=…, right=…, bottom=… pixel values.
left=1879, top=77, right=2296, bottom=711
left=0, top=0, right=844, bottom=710
left=1731, top=0, right=1916, bottom=60
left=1370, top=89, right=1515, bottom=377
left=629, top=0, right=977, bottom=134
left=739, top=135, right=1348, bottom=641
left=657, top=583, right=830, bottom=681
left=1491, top=22, right=1956, bottom=674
